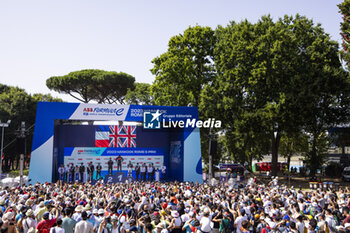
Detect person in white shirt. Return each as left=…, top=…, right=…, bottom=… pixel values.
left=23, top=209, right=37, bottom=233
left=72, top=206, right=83, bottom=222
left=296, top=215, right=305, bottom=233
left=234, top=209, right=247, bottom=233
left=155, top=168, right=160, bottom=182
left=65, top=165, right=70, bottom=182
left=58, top=165, right=65, bottom=182
left=325, top=209, right=335, bottom=233
left=50, top=218, right=65, bottom=233
left=140, top=164, right=146, bottom=181
left=147, top=164, right=154, bottom=181
left=161, top=163, right=166, bottom=181
left=75, top=211, right=93, bottom=233
left=199, top=211, right=211, bottom=233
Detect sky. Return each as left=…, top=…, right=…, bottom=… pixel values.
left=0, top=0, right=344, bottom=102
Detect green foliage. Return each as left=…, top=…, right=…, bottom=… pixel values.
left=46, top=69, right=135, bottom=104
left=304, top=132, right=330, bottom=176
left=201, top=15, right=350, bottom=175
left=0, top=84, right=62, bottom=171
left=325, top=161, right=343, bottom=177
left=279, top=132, right=309, bottom=169
left=151, top=25, right=216, bottom=107
left=151, top=26, right=218, bottom=161
left=125, top=83, right=154, bottom=105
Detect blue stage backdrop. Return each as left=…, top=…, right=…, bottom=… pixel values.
left=28, top=102, right=203, bottom=184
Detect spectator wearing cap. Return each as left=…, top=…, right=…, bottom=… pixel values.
left=22, top=209, right=37, bottom=233
left=93, top=209, right=105, bottom=231
left=75, top=211, right=93, bottom=233
left=36, top=211, right=58, bottom=233
left=62, top=208, right=76, bottom=233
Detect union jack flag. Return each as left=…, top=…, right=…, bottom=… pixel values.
left=95, top=125, right=137, bottom=148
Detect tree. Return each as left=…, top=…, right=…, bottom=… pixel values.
left=279, top=132, right=308, bottom=170
left=203, top=15, right=350, bottom=176
left=125, top=83, right=154, bottom=105
left=0, top=84, right=62, bottom=171
left=151, top=26, right=219, bottom=163
left=151, top=25, right=216, bottom=107
left=46, top=69, right=135, bottom=104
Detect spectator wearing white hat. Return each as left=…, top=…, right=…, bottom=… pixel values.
left=72, top=205, right=83, bottom=222
left=93, top=209, right=105, bottom=232
left=3, top=211, right=16, bottom=233
left=22, top=209, right=37, bottom=233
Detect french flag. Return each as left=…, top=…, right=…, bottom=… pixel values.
left=95, top=126, right=109, bottom=147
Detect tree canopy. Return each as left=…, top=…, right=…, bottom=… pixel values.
left=200, top=15, right=350, bottom=174
left=0, top=84, right=62, bottom=171
left=125, top=83, right=154, bottom=105
left=151, top=26, right=216, bottom=107
left=46, top=69, right=135, bottom=104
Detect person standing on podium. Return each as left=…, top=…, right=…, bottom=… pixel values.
left=116, top=155, right=124, bottom=172
left=135, top=163, right=140, bottom=181
left=96, top=162, right=102, bottom=180
left=140, top=163, right=146, bottom=181
left=107, top=158, right=113, bottom=175
left=127, top=161, right=133, bottom=178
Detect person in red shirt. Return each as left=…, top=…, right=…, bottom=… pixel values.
left=36, top=210, right=58, bottom=233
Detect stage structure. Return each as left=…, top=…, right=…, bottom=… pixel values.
left=28, top=102, right=202, bottom=184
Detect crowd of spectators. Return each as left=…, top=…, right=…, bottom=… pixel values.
left=0, top=178, right=348, bottom=233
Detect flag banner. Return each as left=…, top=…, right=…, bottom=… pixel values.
left=95, top=125, right=137, bottom=148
